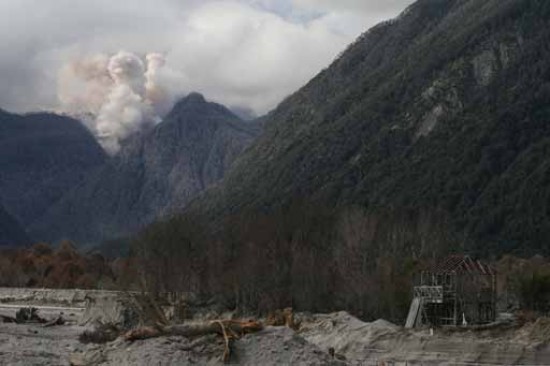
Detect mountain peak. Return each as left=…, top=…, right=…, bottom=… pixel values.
left=167, top=92, right=243, bottom=124
left=185, top=92, right=206, bottom=103
left=175, top=92, right=206, bottom=107
left=168, top=92, right=210, bottom=116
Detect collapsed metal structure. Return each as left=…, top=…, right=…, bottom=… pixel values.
left=406, top=255, right=496, bottom=328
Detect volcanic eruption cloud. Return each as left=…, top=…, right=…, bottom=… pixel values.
left=58, top=51, right=183, bottom=154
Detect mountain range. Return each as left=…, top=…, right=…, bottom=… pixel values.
left=27, top=93, right=259, bottom=245
left=1, top=0, right=549, bottom=257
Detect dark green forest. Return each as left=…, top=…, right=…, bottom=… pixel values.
left=133, top=201, right=455, bottom=322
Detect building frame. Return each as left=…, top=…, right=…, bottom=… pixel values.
left=406, top=255, right=496, bottom=328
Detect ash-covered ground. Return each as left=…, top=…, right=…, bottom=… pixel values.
left=2, top=289, right=550, bottom=365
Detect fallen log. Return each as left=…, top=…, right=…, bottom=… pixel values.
left=167, top=320, right=263, bottom=338
left=124, top=320, right=264, bottom=341
left=123, top=320, right=263, bottom=364
left=123, top=325, right=162, bottom=341
left=43, top=315, right=65, bottom=327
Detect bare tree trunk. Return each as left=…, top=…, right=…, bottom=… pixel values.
left=123, top=320, right=263, bottom=341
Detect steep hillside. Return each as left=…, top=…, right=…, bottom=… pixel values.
left=0, top=110, right=107, bottom=228
left=30, top=93, right=259, bottom=245
left=192, top=0, right=550, bottom=255
left=0, top=205, right=30, bottom=247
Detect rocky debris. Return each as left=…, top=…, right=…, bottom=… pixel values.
left=0, top=306, right=67, bottom=327
left=299, top=311, right=400, bottom=364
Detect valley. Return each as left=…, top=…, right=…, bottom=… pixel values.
left=1, top=0, right=550, bottom=364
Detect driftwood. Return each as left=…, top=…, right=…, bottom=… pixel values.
left=1, top=315, right=17, bottom=323
left=123, top=319, right=263, bottom=364
left=214, top=320, right=232, bottom=363
left=124, top=320, right=264, bottom=341
left=43, top=315, right=65, bottom=327
left=123, top=325, right=161, bottom=340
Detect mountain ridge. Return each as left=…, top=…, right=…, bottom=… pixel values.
left=0, top=109, right=107, bottom=229
left=30, top=93, right=261, bottom=245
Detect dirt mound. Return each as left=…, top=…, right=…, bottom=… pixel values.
left=297, top=312, right=550, bottom=365
left=529, top=318, right=550, bottom=342
left=233, top=326, right=337, bottom=365
left=299, top=311, right=399, bottom=362
left=513, top=317, right=550, bottom=344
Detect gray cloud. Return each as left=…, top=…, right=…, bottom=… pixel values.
left=0, top=0, right=413, bottom=117
left=293, top=0, right=413, bottom=14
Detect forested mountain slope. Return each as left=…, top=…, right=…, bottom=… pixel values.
left=0, top=205, right=30, bottom=247
left=191, top=0, right=550, bottom=255
left=0, top=110, right=106, bottom=228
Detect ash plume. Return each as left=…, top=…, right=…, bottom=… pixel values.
left=58, top=51, right=182, bottom=154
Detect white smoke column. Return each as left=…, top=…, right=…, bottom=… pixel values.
left=57, top=51, right=185, bottom=155
left=107, top=51, right=147, bottom=96
left=95, top=51, right=155, bottom=154
left=145, top=53, right=167, bottom=111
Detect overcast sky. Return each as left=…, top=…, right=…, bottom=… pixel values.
left=0, top=0, right=413, bottom=116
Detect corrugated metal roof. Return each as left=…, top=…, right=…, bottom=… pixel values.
left=430, top=254, right=495, bottom=275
